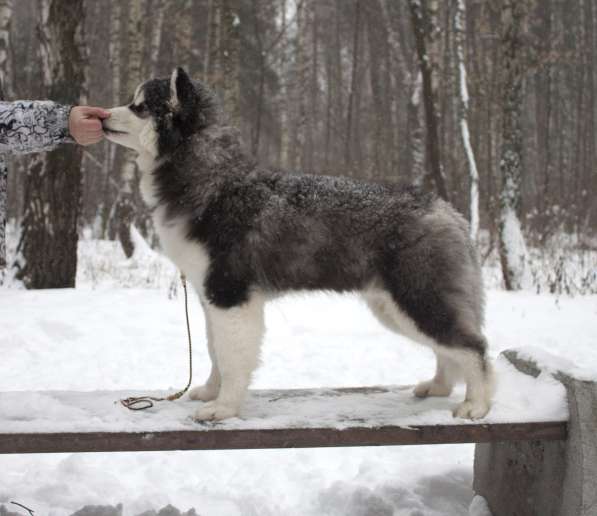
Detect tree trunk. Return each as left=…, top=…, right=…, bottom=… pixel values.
left=497, top=0, right=531, bottom=291
left=204, top=0, right=221, bottom=86
left=0, top=0, right=14, bottom=99
left=288, top=0, right=309, bottom=171
left=409, top=0, right=449, bottom=200
left=115, top=0, right=143, bottom=258
left=364, top=0, right=387, bottom=179
left=16, top=0, right=87, bottom=288
left=174, top=0, right=192, bottom=71
left=101, top=0, right=122, bottom=239
left=345, top=0, right=362, bottom=173
left=149, top=0, right=166, bottom=77
left=454, top=0, right=480, bottom=241
left=220, top=0, right=241, bottom=126
left=0, top=0, right=12, bottom=273
left=250, top=0, right=265, bottom=157
left=407, top=70, right=425, bottom=184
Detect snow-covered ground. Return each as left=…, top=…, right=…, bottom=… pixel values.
left=0, top=236, right=596, bottom=515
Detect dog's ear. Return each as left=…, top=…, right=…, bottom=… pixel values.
left=169, top=67, right=200, bottom=136
left=169, top=67, right=196, bottom=112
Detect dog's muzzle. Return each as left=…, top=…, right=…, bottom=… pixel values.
left=102, top=119, right=127, bottom=135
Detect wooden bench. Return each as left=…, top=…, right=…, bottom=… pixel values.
left=0, top=386, right=566, bottom=454
left=0, top=350, right=593, bottom=516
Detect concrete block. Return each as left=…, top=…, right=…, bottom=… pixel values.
left=474, top=349, right=597, bottom=516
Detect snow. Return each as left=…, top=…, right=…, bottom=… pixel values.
left=468, top=496, right=492, bottom=516
left=1, top=237, right=596, bottom=514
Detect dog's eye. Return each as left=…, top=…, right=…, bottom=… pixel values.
left=129, top=102, right=148, bottom=116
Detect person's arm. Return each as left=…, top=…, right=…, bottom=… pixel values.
left=0, top=101, right=75, bottom=154
left=0, top=155, right=6, bottom=270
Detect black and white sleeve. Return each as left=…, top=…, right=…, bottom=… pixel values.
left=0, top=100, right=74, bottom=269
left=0, top=100, right=74, bottom=155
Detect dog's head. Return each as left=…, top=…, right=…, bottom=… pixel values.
left=103, top=67, right=219, bottom=157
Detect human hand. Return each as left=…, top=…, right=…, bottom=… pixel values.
left=69, top=106, right=111, bottom=146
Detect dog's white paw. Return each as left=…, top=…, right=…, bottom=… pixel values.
left=413, top=380, right=452, bottom=398
left=188, top=383, right=219, bottom=402
left=193, top=401, right=238, bottom=421
left=453, top=400, right=490, bottom=420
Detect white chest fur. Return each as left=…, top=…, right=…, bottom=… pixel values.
left=136, top=154, right=211, bottom=296
left=137, top=153, right=160, bottom=208
left=152, top=206, right=210, bottom=293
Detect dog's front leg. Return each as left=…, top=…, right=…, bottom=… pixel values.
left=189, top=302, right=221, bottom=402
left=193, top=293, right=265, bottom=421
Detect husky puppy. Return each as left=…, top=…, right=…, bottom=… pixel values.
left=103, top=67, right=494, bottom=421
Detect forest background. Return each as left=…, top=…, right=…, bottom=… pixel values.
left=0, top=0, right=595, bottom=292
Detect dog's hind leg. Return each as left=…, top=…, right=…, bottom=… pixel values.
left=364, top=291, right=457, bottom=398
left=189, top=302, right=221, bottom=402
left=445, top=337, right=494, bottom=420
left=413, top=351, right=458, bottom=398
left=363, top=288, right=493, bottom=419
left=193, top=293, right=265, bottom=421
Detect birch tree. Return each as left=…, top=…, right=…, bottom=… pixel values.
left=498, top=0, right=531, bottom=290
left=0, top=0, right=12, bottom=273
left=16, top=0, right=87, bottom=288
left=114, top=0, right=143, bottom=258
left=408, top=71, right=425, bottom=184
left=100, top=0, right=122, bottom=239
left=453, top=0, right=479, bottom=241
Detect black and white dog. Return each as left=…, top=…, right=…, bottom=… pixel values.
left=103, top=67, right=494, bottom=421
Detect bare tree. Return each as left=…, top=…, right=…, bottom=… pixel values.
left=149, top=0, right=167, bottom=77
left=454, top=0, right=479, bottom=241
left=345, top=0, right=363, bottom=173
left=174, top=0, right=192, bottom=71
left=220, top=0, right=241, bottom=125
left=16, top=0, right=87, bottom=288
left=497, top=0, right=531, bottom=290
left=409, top=0, right=449, bottom=200
left=0, top=0, right=12, bottom=272
left=287, top=0, right=309, bottom=171
left=114, top=0, right=143, bottom=258
left=204, top=0, right=221, bottom=86
left=0, top=0, right=13, bottom=98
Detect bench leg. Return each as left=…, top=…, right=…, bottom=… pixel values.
left=474, top=350, right=597, bottom=516
left=473, top=439, right=566, bottom=516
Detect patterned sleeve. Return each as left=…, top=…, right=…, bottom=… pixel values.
left=0, top=100, right=74, bottom=155
left=0, top=154, right=6, bottom=269
left=0, top=101, right=74, bottom=269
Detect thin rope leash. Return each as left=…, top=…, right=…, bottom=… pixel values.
left=119, top=273, right=193, bottom=411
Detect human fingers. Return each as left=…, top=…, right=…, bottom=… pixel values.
left=78, top=106, right=111, bottom=119
left=79, top=130, right=104, bottom=145
left=80, top=118, right=103, bottom=131
left=74, top=120, right=104, bottom=145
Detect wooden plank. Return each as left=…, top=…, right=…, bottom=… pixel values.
left=0, top=421, right=567, bottom=454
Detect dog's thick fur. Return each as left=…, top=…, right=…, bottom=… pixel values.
left=104, top=67, right=494, bottom=421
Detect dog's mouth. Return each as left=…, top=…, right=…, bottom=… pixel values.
left=103, top=128, right=128, bottom=136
